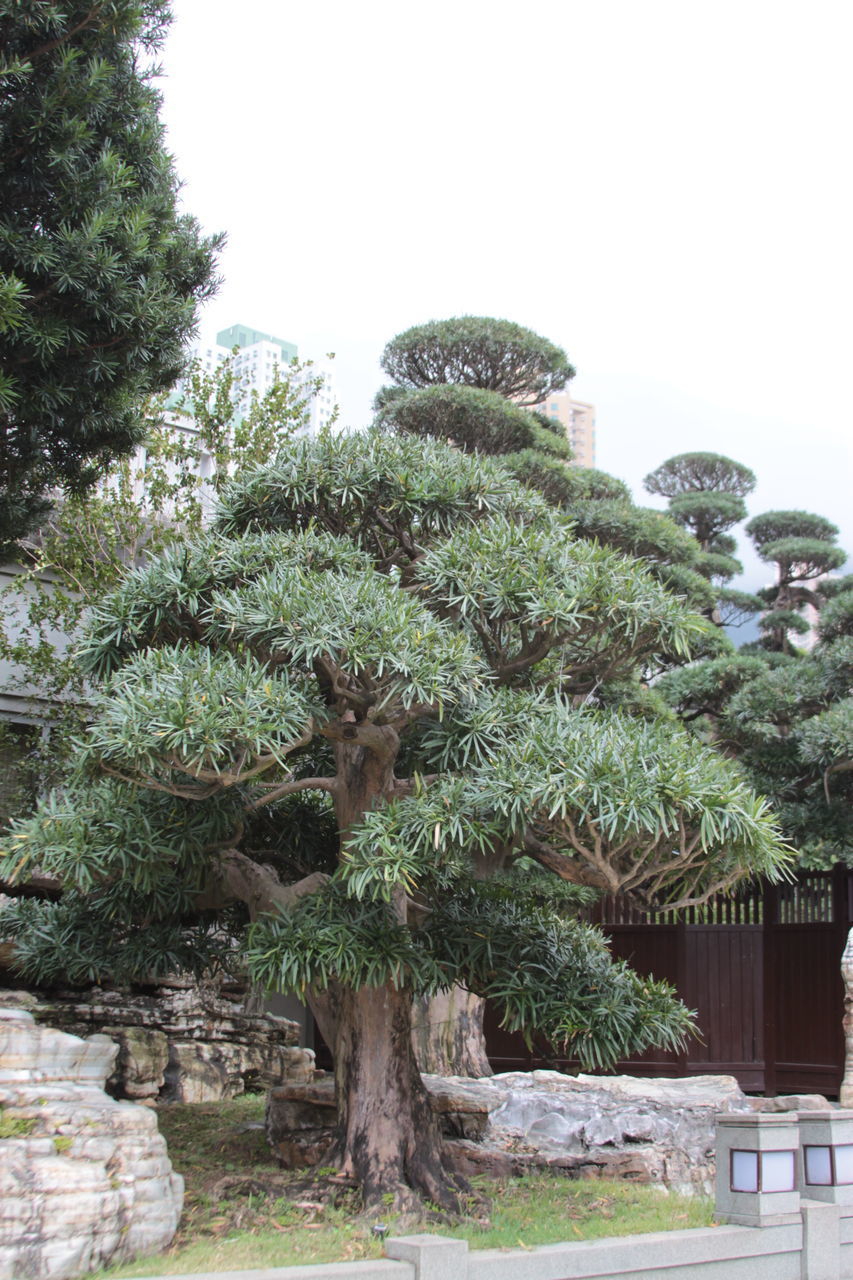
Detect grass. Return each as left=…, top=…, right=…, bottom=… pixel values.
left=0, top=1107, right=37, bottom=1139
left=91, top=1095, right=714, bottom=1277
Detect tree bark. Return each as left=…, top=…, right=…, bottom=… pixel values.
left=331, top=979, right=464, bottom=1211
left=412, top=987, right=492, bottom=1077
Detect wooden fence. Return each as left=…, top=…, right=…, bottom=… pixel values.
left=484, top=866, right=853, bottom=1096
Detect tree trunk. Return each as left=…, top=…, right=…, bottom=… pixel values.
left=412, top=986, right=492, bottom=1077
left=332, top=979, right=465, bottom=1212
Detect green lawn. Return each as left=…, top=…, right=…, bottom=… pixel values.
left=92, top=1096, right=714, bottom=1277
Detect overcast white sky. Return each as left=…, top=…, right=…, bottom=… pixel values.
left=157, top=0, right=852, bottom=594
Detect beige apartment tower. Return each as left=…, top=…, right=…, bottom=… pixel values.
left=536, top=390, right=596, bottom=467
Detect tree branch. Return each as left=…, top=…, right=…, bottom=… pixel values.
left=245, top=776, right=337, bottom=812
left=196, top=850, right=330, bottom=919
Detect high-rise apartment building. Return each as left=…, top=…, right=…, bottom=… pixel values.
left=175, top=324, right=339, bottom=436
left=535, top=390, right=596, bottom=467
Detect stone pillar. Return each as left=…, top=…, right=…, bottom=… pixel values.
left=386, top=1234, right=469, bottom=1280
left=839, top=929, right=853, bottom=1108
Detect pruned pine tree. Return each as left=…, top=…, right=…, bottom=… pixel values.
left=746, top=510, right=847, bottom=653
left=0, top=432, right=790, bottom=1211
left=643, top=453, right=762, bottom=626
left=657, top=635, right=853, bottom=869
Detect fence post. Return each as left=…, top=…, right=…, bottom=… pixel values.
left=763, top=880, right=778, bottom=1097
left=675, top=910, right=690, bottom=1075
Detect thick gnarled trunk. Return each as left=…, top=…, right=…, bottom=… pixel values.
left=332, top=980, right=463, bottom=1211
left=412, top=987, right=492, bottom=1078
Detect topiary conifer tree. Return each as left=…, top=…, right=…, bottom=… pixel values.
left=746, top=510, right=848, bottom=653
left=0, top=429, right=790, bottom=1212
left=644, top=452, right=762, bottom=626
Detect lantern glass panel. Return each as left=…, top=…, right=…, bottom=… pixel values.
left=834, top=1143, right=853, bottom=1185
left=805, top=1145, right=833, bottom=1186
left=731, top=1149, right=759, bottom=1192
left=761, top=1150, right=795, bottom=1193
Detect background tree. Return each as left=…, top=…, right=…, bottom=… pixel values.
left=1, top=429, right=789, bottom=1212
left=378, top=324, right=715, bottom=619
left=379, top=316, right=575, bottom=404
left=644, top=452, right=762, bottom=626
left=745, top=510, right=847, bottom=653
left=0, top=0, right=222, bottom=555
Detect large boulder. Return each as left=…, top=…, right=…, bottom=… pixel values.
left=455, top=1070, right=754, bottom=1194
left=0, top=979, right=314, bottom=1102
left=0, top=1007, right=183, bottom=1280
left=265, top=1069, right=755, bottom=1194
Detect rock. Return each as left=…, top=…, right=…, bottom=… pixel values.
left=265, top=1078, right=336, bottom=1169
left=0, top=981, right=312, bottom=1103
left=0, top=1007, right=182, bottom=1280
left=479, top=1070, right=753, bottom=1194
left=841, top=928, right=853, bottom=1107
left=421, top=1074, right=502, bottom=1141
left=753, top=1093, right=834, bottom=1113
left=102, top=1025, right=169, bottom=1099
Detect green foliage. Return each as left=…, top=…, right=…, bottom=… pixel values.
left=667, top=491, right=747, bottom=547
left=819, top=591, right=853, bottom=643
left=0, top=892, right=239, bottom=986
left=414, top=513, right=706, bottom=693
left=248, top=884, right=448, bottom=996
left=644, top=453, right=756, bottom=498
left=667, top=639, right=853, bottom=865
left=656, top=654, right=770, bottom=720
left=0, top=353, right=313, bottom=705
left=502, top=453, right=632, bottom=506
left=716, top=588, right=764, bottom=628
left=0, top=0, right=222, bottom=551
left=746, top=510, right=840, bottom=550
left=342, top=703, right=789, bottom=908
left=744, top=509, right=847, bottom=652
left=380, top=316, right=575, bottom=404
left=376, top=384, right=563, bottom=456
left=0, top=1109, right=36, bottom=1140
left=215, top=429, right=534, bottom=560
left=423, top=888, right=695, bottom=1065
left=758, top=609, right=810, bottom=637
left=643, top=452, right=757, bottom=622
left=567, top=502, right=700, bottom=568
left=692, top=551, right=743, bottom=583
left=2, top=777, right=241, bottom=895
left=756, top=537, right=847, bottom=579
left=84, top=646, right=319, bottom=783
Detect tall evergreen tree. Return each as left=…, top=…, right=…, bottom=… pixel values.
left=0, top=0, right=221, bottom=555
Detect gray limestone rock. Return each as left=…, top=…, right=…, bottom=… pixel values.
left=0, top=1007, right=182, bottom=1280
left=0, top=981, right=312, bottom=1103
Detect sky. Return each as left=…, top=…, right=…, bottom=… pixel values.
left=156, top=0, right=852, bottom=595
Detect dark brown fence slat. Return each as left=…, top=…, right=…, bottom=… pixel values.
left=484, top=866, right=853, bottom=1096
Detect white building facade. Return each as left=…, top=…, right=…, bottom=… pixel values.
left=178, top=323, right=339, bottom=436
